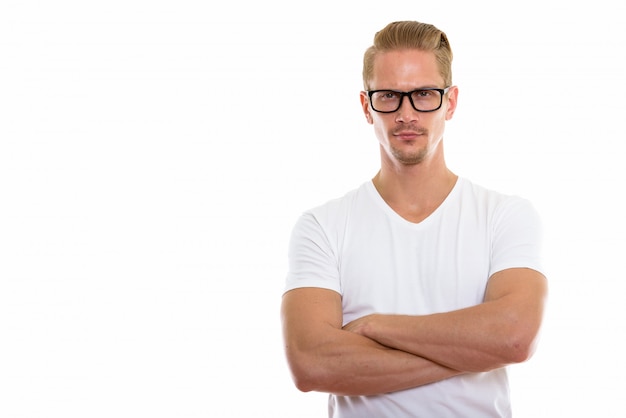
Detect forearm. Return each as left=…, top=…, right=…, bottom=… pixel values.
left=286, top=328, right=463, bottom=396
left=345, top=269, right=547, bottom=373
left=348, top=305, right=520, bottom=373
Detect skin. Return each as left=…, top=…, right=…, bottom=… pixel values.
left=281, top=48, right=548, bottom=396
left=360, top=49, right=459, bottom=223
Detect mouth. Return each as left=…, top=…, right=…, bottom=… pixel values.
left=393, top=130, right=425, bottom=141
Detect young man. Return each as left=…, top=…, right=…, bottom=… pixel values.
left=281, top=21, right=547, bottom=417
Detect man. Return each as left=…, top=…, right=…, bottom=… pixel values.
left=281, top=20, right=547, bottom=417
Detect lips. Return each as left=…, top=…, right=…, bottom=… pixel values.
left=393, top=130, right=425, bottom=140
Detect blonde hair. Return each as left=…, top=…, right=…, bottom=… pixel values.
left=362, top=21, right=453, bottom=90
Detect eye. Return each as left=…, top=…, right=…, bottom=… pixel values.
left=379, top=91, right=399, bottom=100
left=414, top=90, right=433, bottom=98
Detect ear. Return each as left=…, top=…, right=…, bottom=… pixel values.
left=360, top=91, right=374, bottom=124
left=445, top=86, right=459, bottom=121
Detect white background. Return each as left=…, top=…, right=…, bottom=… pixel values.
left=1, top=1, right=625, bottom=417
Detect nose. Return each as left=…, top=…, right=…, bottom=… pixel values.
left=395, top=95, right=419, bottom=123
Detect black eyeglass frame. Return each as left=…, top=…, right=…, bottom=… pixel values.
left=366, top=87, right=451, bottom=113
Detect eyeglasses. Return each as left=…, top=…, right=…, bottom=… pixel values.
left=367, top=87, right=451, bottom=113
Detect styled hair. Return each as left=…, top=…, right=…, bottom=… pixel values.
left=362, top=21, right=453, bottom=90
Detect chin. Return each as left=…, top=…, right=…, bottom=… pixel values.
left=390, top=148, right=429, bottom=166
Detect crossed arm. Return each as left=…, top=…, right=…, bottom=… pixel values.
left=280, top=267, right=547, bottom=396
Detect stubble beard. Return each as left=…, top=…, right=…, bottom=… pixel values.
left=388, top=128, right=431, bottom=166
left=390, top=146, right=429, bottom=166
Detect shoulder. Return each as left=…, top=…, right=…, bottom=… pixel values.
left=458, top=178, right=540, bottom=219
left=300, top=182, right=371, bottom=227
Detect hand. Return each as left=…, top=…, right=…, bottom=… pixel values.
left=343, top=314, right=377, bottom=336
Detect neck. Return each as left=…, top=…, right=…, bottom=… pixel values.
left=372, top=147, right=457, bottom=223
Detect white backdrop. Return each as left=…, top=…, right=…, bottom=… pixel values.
left=1, top=1, right=625, bottom=417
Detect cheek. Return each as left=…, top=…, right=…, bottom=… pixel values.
left=373, top=121, right=390, bottom=144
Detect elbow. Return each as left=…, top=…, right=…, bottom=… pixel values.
left=470, top=332, right=537, bottom=373
left=292, top=373, right=316, bottom=393
left=288, top=362, right=316, bottom=393
left=495, top=304, right=544, bottom=366
left=505, top=341, right=534, bottom=365
left=285, top=352, right=326, bottom=393
left=502, top=328, right=541, bottom=365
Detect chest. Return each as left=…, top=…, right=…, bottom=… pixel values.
left=338, top=214, right=491, bottom=322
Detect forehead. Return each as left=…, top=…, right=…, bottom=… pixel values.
left=370, top=49, right=443, bottom=89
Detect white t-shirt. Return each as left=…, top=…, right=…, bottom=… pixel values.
left=284, top=177, right=544, bottom=418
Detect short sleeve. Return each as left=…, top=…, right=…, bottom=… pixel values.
left=283, top=212, right=342, bottom=295
left=489, top=197, right=545, bottom=278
